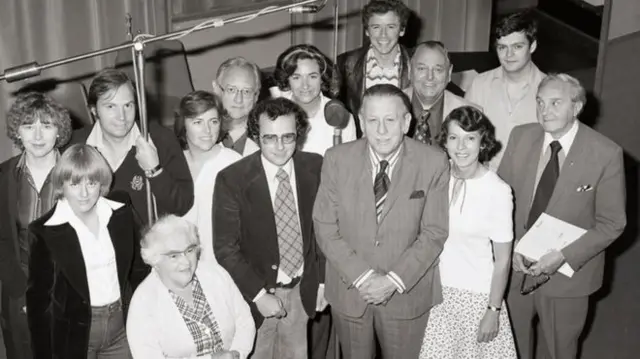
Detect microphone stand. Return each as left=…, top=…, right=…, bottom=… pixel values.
left=0, top=0, right=326, bottom=224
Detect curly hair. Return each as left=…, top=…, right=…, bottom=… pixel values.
left=436, top=106, right=501, bottom=164
left=494, top=11, right=538, bottom=46
left=274, top=44, right=339, bottom=99
left=6, top=92, right=72, bottom=150
left=362, top=0, right=411, bottom=29
left=174, top=90, right=227, bottom=150
left=247, top=97, right=309, bottom=149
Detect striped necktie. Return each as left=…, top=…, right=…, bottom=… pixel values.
left=374, top=160, right=390, bottom=223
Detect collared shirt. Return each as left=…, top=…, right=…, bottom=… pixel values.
left=168, top=275, right=225, bottom=356
left=15, top=154, right=56, bottom=273
left=45, top=197, right=123, bottom=306
left=86, top=122, right=144, bottom=171
left=222, top=131, right=250, bottom=156
left=533, top=120, right=580, bottom=195
left=411, top=90, right=445, bottom=142
left=465, top=64, right=546, bottom=170
left=365, top=46, right=401, bottom=90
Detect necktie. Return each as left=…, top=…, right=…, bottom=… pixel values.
left=374, top=160, right=390, bottom=223
left=414, top=110, right=432, bottom=145
left=274, top=168, right=304, bottom=277
left=527, top=141, right=563, bottom=228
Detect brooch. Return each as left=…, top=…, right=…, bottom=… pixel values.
left=131, top=175, right=144, bottom=191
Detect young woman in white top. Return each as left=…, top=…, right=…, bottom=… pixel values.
left=419, top=106, right=517, bottom=358
left=174, top=91, right=241, bottom=263
left=272, top=44, right=357, bottom=156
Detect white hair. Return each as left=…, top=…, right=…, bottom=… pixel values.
left=215, top=56, right=262, bottom=94
left=140, top=215, right=200, bottom=266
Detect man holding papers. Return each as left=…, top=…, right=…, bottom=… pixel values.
left=498, top=73, right=626, bottom=359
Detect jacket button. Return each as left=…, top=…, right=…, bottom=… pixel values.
left=268, top=288, right=276, bottom=294
left=271, top=265, right=278, bottom=270
left=375, top=241, right=380, bottom=247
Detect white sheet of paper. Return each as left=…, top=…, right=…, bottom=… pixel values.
left=514, top=213, right=587, bottom=277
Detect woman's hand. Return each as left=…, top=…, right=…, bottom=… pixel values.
left=477, top=309, right=500, bottom=343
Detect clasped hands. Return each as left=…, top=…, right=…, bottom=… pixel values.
left=512, top=250, right=566, bottom=277
left=358, top=272, right=397, bottom=305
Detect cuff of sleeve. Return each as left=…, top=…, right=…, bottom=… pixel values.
left=387, top=272, right=405, bottom=293
left=319, top=283, right=325, bottom=289
left=253, top=288, right=267, bottom=302
left=353, top=269, right=374, bottom=289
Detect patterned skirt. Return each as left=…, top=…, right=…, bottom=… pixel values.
left=419, top=286, right=517, bottom=359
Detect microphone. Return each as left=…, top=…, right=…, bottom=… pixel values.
left=324, top=99, right=351, bottom=146
left=289, top=0, right=327, bottom=13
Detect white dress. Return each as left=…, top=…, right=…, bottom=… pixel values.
left=183, top=145, right=241, bottom=263
left=420, top=170, right=517, bottom=359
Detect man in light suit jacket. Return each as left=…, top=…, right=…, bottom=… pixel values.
left=313, top=84, right=450, bottom=359
left=403, top=41, right=481, bottom=145
left=214, top=98, right=326, bottom=359
left=498, top=73, right=626, bottom=359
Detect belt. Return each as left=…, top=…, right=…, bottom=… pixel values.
left=91, top=300, right=122, bottom=314
left=275, top=276, right=301, bottom=289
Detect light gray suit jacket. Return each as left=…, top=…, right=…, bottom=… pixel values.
left=498, top=122, right=626, bottom=297
left=403, top=88, right=483, bottom=118
left=313, top=138, right=449, bottom=319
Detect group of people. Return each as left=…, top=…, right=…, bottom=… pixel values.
left=0, top=0, right=626, bottom=359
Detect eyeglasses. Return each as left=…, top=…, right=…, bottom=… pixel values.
left=220, top=85, right=256, bottom=98
left=162, top=245, right=199, bottom=261
left=260, top=133, right=297, bottom=145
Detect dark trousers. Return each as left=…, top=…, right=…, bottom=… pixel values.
left=309, top=309, right=335, bottom=359
left=87, top=300, right=131, bottom=359
left=0, top=293, right=32, bottom=359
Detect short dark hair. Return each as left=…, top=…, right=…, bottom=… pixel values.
left=6, top=92, right=73, bottom=150
left=87, top=69, right=136, bottom=110
left=436, top=106, right=501, bottom=164
left=362, top=0, right=410, bottom=29
left=247, top=98, right=309, bottom=148
left=360, top=83, right=412, bottom=115
left=494, top=11, right=538, bottom=46
left=274, top=44, right=339, bottom=98
left=413, top=40, right=452, bottom=68
left=174, top=90, right=227, bottom=150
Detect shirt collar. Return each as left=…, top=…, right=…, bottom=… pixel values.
left=368, top=141, right=403, bottom=172
left=366, top=46, right=401, bottom=67
left=45, top=197, right=124, bottom=226
left=15, top=150, right=60, bottom=174
left=86, top=121, right=142, bottom=152
left=493, top=62, right=544, bottom=86
left=261, top=154, right=294, bottom=183
left=542, top=120, right=580, bottom=155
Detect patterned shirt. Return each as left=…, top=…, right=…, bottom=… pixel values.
left=365, top=47, right=401, bottom=89
left=169, top=275, right=225, bottom=356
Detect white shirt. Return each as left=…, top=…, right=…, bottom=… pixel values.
left=86, top=122, right=149, bottom=171
left=465, top=64, right=546, bottom=170
left=183, top=145, right=242, bottom=263
left=45, top=197, right=123, bottom=306
left=127, top=261, right=256, bottom=359
left=439, top=170, right=513, bottom=293
left=533, top=120, right=580, bottom=196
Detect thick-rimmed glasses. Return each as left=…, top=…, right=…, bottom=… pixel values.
left=260, top=133, right=297, bottom=145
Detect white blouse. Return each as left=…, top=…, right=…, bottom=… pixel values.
left=127, top=260, right=256, bottom=359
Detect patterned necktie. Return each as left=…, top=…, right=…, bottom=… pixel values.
left=527, top=141, right=563, bottom=228
left=415, top=110, right=432, bottom=145
left=374, top=160, right=390, bottom=223
left=274, top=168, right=304, bottom=277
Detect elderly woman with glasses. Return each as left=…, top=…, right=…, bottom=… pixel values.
left=127, top=215, right=255, bottom=359
left=26, top=143, right=148, bottom=359
left=174, top=90, right=241, bottom=262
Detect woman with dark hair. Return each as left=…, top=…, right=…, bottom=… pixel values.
left=272, top=44, right=357, bottom=155
left=419, top=106, right=516, bottom=358
left=174, top=90, right=241, bottom=262
left=26, top=144, right=148, bottom=359
left=0, top=92, right=72, bottom=359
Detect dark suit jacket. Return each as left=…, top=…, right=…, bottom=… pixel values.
left=213, top=151, right=325, bottom=328
left=313, top=138, right=449, bottom=319
left=26, top=192, right=149, bottom=359
left=0, top=156, right=29, bottom=299
left=68, top=121, right=194, bottom=223
left=337, top=45, right=412, bottom=132
left=498, top=122, right=626, bottom=297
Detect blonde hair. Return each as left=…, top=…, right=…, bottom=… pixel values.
left=51, top=144, right=112, bottom=200
left=140, top=215, right=201, bottom=266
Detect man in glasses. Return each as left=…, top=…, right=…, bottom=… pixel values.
left=213, top=57, right=261, bottom=157
left=213, top=97, right=326, bottom=359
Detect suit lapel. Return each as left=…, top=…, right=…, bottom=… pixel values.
left=293, top=153, right=318, bottom=255
left=354, top=141, right=377, bottom=232
left=6, top=163, right=20, bottom=259
left=42, top=223, right=90, bottom=300
left=245, top=154, right=278, bottom=251
left=107, top=206, right=133, bottom=289
left=547, top=123, right=590, bottom=209
left=521, top=130, right=545, bottom=226
left=379, top=141, right=417, bottom=224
